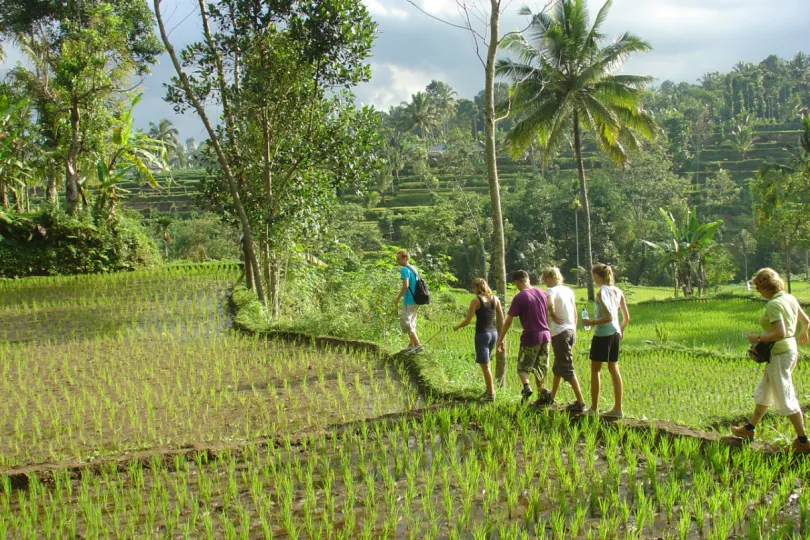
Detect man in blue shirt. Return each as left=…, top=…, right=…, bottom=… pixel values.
left=394, top=249, right=422, bottom=352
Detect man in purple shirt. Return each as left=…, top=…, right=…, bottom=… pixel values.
left=496, top=270, right=553, bottom=404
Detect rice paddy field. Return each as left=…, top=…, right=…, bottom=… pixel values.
left=0, top=264, right=417, bottom=469
left=3, top=265, right=810, bottom=538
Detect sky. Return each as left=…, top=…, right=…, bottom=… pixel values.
left=1, top=0, right=809, bottom=142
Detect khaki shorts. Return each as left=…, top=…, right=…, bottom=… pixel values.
left=400, top=304, right=419, bottom=334
left=517, top=342, right=550, bottom=383
left=754, top=350, right=801, bottom=416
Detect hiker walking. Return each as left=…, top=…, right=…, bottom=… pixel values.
left=453, top=278, right=505, bottom=402
left=496, top=270, right=553, bottom=405
left=732, top=268, right=810, bottom=453
left=582, top=264, right=630, bottom=419
left=394, top=250, right=422, bottom=353
left=542, top=267, right=587, bottom=413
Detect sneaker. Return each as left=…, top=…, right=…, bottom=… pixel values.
left=521, top=387, right=534, bottom=401
left=405, top=345, right=424, bottom=355
left=792, top=438, right=810, bottom=454
left=601, top=410, right=624, bottom=420
left=532, top=389, right=554, bottom=408
left=566, top=402, right=588, bottom=414
left=479, top=392, right=495, bottom=403
left=731, top=425, right=755, bottom=441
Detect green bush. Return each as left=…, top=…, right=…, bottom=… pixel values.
left=0, top=210, right=161, bottom=278
left=150, top=213, right=241, bottom=262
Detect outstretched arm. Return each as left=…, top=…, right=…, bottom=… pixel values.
left=495, top=298, right=505, bottom=337
left=496, top=314, right=515, bottom=352
left=454, top=298, right=480, bottom=331
left=798, top=307, right=810, bottom=346
left=394, top=278, right=409, bottom=310
left=619, top=294, right=630, bottom=337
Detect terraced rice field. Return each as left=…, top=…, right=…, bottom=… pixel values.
left=0, top=264, right=417, bottom=468
left=3, top=265, right=810, bottom=538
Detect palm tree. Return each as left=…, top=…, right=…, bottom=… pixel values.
left=426, top=80, right=458, bottom=135
left=497, top=0, right=655, bottom=300
left=148, top=119, right=179, bottom=148
left=399, top=92, right=436, bottom=142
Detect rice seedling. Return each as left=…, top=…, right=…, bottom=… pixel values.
left=6, top=264, right=810, bottom=537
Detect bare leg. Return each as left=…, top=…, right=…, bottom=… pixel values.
left=788, top=411, right=807, bottom=437
left=550, top=375, right=562, bottom=400
left=409, top=331, right=421, bottom=348
left=748, top=403, right=769, bottom=427
left=568, top=375, right=586, bottom=404
left=605, top=362, right=624, bottom=413
left=480, top=363, right=494, bottom=396
left=590, top=361, right=602, bottom=411
left=518, top=372, right=530, bottom=386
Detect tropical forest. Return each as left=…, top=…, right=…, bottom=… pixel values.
left=1, top=0, right=810, bottom=537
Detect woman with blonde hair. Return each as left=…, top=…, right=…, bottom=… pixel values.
left=732, top=268, right=810, bottom=453
left=454, top=278, right=505, bottom=402
left=582, top=264, right=630, bottom=418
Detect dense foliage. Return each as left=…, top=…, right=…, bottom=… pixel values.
left=0, top=210, right=160, bottom=277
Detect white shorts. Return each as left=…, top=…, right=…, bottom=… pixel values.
left=753, top=350, right=801, bottom=416
left=400, top=304, right=419, bottom=334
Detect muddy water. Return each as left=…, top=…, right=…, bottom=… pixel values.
left=0, top=269, right=419, bottom=468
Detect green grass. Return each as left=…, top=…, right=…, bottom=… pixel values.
left=4, top=266, right=810, bottom=538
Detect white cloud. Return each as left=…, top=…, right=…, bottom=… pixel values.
left=364, top=0, right=409, bottom=20
left=357, top=62, right=436, bottom=109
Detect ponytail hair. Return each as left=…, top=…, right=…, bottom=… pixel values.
left=472, top=278, right=493, bottom=299
left=591, top=263, right=615, bottom=285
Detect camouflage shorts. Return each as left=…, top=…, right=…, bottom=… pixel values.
left=517, top=342, right=550, bottom=383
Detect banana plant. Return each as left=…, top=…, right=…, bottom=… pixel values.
left=93, top=94, right=170, bottom=220
left=643, top=207, right=723, bottom=297
left=0, top=94, right=36, bottom=212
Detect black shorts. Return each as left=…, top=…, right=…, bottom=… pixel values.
left=589, top=333, right=621, bottom=363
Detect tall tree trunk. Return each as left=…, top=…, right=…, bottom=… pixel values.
left=244, top=241, right=255, bottom=291
left=485, top=0, right=508, bottom=386
left=269, top=256, right=281, bottom=318
left=261, top=109, right=282, bottom=316
left=0, top=180, right=8, bottom=209
left=154, top=0, right=265, bottom=304
left=785, top=248, right=792, bottom=293
left=636, top=243, right=647, bottom=284
left=46, top=162, right=58, bottom=206
left=65, top=97, right=81, bottom=215
left=573, top=113, right=595, bottom=301
left=744, top=254, right=749, bottom=282
left=574, top=210, right=580, bottom=286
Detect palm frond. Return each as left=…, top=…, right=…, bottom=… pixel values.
left=584, top=0, right=613, bottom=46
left=495, top=58, right=538, bottom=82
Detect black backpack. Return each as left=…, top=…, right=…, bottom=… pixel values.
left=407, top=264, right=430, bottom=305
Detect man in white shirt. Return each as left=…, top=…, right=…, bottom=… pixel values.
left=542, top=267, right=588, bottom=413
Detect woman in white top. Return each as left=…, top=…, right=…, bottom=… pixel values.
left=542, top=267, right=587, bottom=413
left=582, top=264, right=630, bottom=419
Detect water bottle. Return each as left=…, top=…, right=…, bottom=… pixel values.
left=582, top=308, right=590, bottom=331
